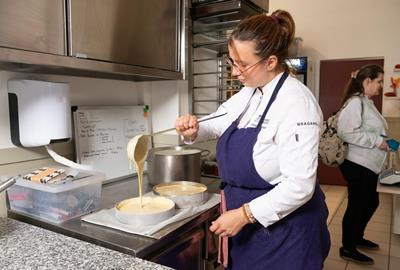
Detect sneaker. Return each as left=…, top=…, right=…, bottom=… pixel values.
left=357, top=238, right=380, bottom=250
left=339, top=247, right=374, bottom=265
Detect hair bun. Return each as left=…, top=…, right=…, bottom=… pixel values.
left=271, top=10, right=295, bottom=46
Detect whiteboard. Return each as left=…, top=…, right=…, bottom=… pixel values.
left=73, top=106, right=150, bottom=182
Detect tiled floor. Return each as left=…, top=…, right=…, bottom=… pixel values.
left=323, top=184, right=400, bottom=270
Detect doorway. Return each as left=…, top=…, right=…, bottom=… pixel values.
left=318, top=57, right=384, bottom=185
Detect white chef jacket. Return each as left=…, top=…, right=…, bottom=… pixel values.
left=192, top=72, right=323, bottom=228
left=337, top=95, right=388, bottom=173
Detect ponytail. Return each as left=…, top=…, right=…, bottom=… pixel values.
left=340, top=64, right=384, bottom=106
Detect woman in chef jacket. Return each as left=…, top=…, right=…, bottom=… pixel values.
left=176, top=10, right=330, bottom=270
left=337, top=65, right=388, bottom=265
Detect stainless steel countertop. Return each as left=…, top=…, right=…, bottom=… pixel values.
left=8, top=175, right=221, bottom=260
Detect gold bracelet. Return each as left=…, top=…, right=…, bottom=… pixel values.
left=242, top=204, right=251, bottom=223
left=243, top=203, right=257, bottom=223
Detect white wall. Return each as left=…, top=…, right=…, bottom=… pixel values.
left=270, top=0, right=400, bottom=116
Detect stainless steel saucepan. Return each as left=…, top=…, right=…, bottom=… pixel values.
left=146, top=146, right=209, bottom=185
left=153, top=181, right=208, bottom=208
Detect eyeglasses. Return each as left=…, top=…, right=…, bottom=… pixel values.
left=224, top=55, right=266, bottom=75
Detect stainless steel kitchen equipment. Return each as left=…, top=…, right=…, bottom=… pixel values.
left=153, top=181, right=208, bottom=208
left=115, top=197, right=176, bottom=226
left=147, top=146, right=209, bottom=185
left=0, top=177, right=16, bottom=193
left=8, top=176, right=221, bottom=270
left=69, top=0, right=180, bottom=72
left=0, top=0, right=185, bottom=81
left=0, top=0, right=66, bottom=55
left=189, top=0, right=268, bottom=117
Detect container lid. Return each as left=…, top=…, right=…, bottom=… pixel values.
left=13, top=170, right=104, bottom=193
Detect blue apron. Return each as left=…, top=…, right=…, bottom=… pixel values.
left=216, top=72, right=330, bottom=270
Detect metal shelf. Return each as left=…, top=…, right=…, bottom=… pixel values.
left=193, top=99, right=227, bottom=102
left=192, top=20, right=239, bottom=34
left=193, top=71, right=226, bottom=75
left=193, top=57, right=220, bottom=62
left=193, top=85, right=241, bottom=89
left=191, top=0, right=266, bottom=23
left=190, top=0, right=267, bottom=117
left=192, top=39, right=229, bottom=54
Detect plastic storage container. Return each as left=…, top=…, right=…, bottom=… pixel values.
left=7, top=171, right=104, bottom=223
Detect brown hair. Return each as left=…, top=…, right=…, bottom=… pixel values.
left=340, top=64, right=384, bottom=106
left=228, top=10, right=295, bottom=70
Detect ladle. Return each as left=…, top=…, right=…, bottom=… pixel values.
left=151, top=112, right=227, bottom=136
left=127, top=134, right=150, bottom=208
left=126, top=112, right=227, bottom=208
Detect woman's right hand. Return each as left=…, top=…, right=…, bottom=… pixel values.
left=175, top=114, right=199, bottom=141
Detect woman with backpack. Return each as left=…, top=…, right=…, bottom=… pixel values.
left=337, top=64, right=389, bottom=265
left=175, top=10, right=330, bottom=270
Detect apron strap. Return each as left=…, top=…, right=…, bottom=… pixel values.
left=218, top=190, right=229, bottom=267
left=234, top=88, right=258, bottom=125
left=256, top=72, right=289, bottom=130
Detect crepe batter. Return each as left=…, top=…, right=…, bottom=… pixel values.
left=155, top=184, right=206, bottom=196
left=117, top=197, right=174, bottom=213
left=126, top=134, right=150, bottom=209
left=125, top=134, right=175, bottom=213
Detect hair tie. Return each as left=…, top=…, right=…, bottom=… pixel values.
left=351, top=70, right=359, bottom=79
left=271, top=15, right=278, bottom=23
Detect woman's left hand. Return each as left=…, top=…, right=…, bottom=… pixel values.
left=209, top=207, right=249, bottom=237
left=378, top=140, right=389, bottom=151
